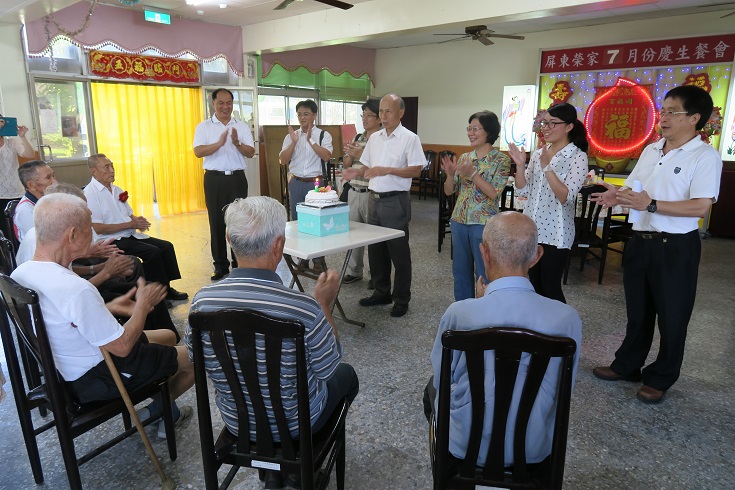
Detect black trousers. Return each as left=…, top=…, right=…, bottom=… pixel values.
left=367, top=192, right=412, bottom=306
left=528, top=244, right=569, bottom=303
left=611, top=230, right=701, bottom=391
left=114, top=236, right=181, bottom=285
left=204, top=170, right=248, bottom=271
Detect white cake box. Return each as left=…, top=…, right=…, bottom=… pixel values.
left=296, top=203, right=350, bottom=237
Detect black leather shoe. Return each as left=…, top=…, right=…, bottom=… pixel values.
left=164, top=300, right=173, bottom=309
left=367, top=279, right=374, bottom=290
left=359, top=293, right=392, bottom=307
left=211, top=269, right=228, bottom=281
left=390, top=303, right=408, bottom=317
left=342, top=274, right=362, bottom=284
left=166, top=288, right=188, bottom=301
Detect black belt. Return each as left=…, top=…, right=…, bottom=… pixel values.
left=351, top=187, right=369, bottom=193
left=292, top=175, right=321, bottom=182
left=633, top=230, right=695, bottom=240
left=369, top=190, right=406, bottom=198
left=206, top=169, right=244, bottom=175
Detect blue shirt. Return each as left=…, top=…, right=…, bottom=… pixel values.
left=185, top=267, right=343, bottom=440
left=430, top=276, right=582, bottom=466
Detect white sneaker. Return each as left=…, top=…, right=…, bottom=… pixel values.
left=157, top=405, right=193, bottom=439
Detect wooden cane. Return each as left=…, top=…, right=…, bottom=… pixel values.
left=100, top=347, right=175, bottom=490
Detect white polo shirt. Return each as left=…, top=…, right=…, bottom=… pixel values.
left=360, top=124, right=425, bottom=192
left=83, top=177, right=145, bottom=241
left=193, top=116, right=253, bottom=172
left=626, top=136, right=722, bottom=234
left=281, top=126, right=333, bottom=178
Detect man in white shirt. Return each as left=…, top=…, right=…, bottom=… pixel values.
left=342, top=94, right=425, bottom=318
left=13, top=160, right=56, bottom=242
left=591, top=85, right=722, bottom=404
left=84, top=154, right=188, bottom=302
left=193, top=88, right=255, bottom=281
left=279, top=99, right=333, bottom=219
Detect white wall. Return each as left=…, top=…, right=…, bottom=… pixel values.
left=0, top=23, right=36, bottom=147
left=374, top=12, right=735, bottom=145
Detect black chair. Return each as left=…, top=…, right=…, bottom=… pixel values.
left=0, top=234, right=17, bottom=274
left=4, top=198, right=20, bottom=253
left=280, top=164, right=291, bottom=220
left=0, top=273, right=177, bottom=489
left=500, top=184, right=515, bottom=211
left=563, top=185, right=628, bottom=285
left=432, top=327, right=577, bottom=490
left=417, top=150, right=440, bottom=200
left=188, top=308, right=350, bottom=490
left=438, top=151, right=457, bottom=253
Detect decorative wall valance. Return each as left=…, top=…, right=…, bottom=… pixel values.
left=26, top=1, right=244, bottom=75
left=261, top=45, right=376, bottom=85
left=90, top=50, right=200, bottom=83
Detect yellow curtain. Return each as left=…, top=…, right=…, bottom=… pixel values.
left=90, top=82, right=205, bottom=216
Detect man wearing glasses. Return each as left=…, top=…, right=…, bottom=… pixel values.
left=279, top=99, right=333, bottom=219
left=591, top=85, right=722, bottom=404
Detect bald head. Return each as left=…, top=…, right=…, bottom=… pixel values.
left=34, top=193, right=91, bottom=246
left=482, top=212, right=540, bottom=272
left=379, top=93, right=405, bottom=133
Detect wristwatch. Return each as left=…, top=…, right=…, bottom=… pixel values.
left=647, top=199, right=657, bottom=213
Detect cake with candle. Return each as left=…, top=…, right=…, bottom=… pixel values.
left=305, top=185, right=340, bottom=206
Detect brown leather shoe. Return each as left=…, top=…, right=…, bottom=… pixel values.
left=637, top=385, right=666, bottom=404
left=592, top=366, right=642, bottom=382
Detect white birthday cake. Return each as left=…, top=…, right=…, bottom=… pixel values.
left=305, top=186, right=340, bottom=206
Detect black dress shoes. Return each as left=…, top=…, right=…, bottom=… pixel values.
left=359, top=293, right=392, bottom=307
left=390, top=303, right=408, bottom=317
left=166, top=288, right=188, bottom=301
left=211, top=269, right=228, bottom=281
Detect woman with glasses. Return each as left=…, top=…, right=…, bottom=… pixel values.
left=441, top=111, right=510, bottom=301
left=508, top=102, right=588, bottom=303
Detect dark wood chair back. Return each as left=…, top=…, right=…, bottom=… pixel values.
left=438, top=151, right=457, bottom=253
left=433, top=327, right=577, bottom=490
left=0, top=273, right=176, bottom=489
left=3, top=199, right=20, bottom=252
left=188, top=308, right=349, bottom=490
left=0, top=234, right=17, bottom=275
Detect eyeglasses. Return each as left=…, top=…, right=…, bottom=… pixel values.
left=296, top=112, right=314, bottom=118
left=466, top=126, right=483, bottom=133
left=658, top=110, right=689, bottom=118
left=538, top=120, right=564, bottom=129
left=361, top=113, right=378, bottom=119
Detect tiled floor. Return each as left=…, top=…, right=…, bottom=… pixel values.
left=1, top=197, right=734, bottom=489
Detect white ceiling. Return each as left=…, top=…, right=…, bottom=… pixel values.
left=1, top=0, right=734, bottom=49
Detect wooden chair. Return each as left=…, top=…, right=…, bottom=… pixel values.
left=188, top=308, right=350, bottom=490
left=280, top=164, right=291, bottom=220
left=0, top=234, right=17, bottom=275
left=500, top=184, right=516, bottom=211
left=438, top=151, right=457, bottom=253
left=3, top=198, right=20, bottom=252
left=0, top=273, right=178, bottom=489
left=432, top=327, right=577, bottom=490
left=417, top=150, right=440, bottom=200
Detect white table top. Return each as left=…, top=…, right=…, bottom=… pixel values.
left=284, top=221, right=405, bottom=260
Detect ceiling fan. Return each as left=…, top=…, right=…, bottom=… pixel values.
left=274, top=0, right=354, bottom=10
left=434, top=25, right=525, bottom=46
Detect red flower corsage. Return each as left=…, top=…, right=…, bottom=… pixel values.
left=119, top=191, right=129, bottom=203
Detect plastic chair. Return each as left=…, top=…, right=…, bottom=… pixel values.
left=3, top=199, right=20, bottom=252
left=432, top=327, right=577, bottom=490
left=0, top=273, right=177, bottom=489
left=188, top=308, right=350, bottom=490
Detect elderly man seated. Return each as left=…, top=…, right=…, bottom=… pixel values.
left=186, top=196, right=359, bottom=489
left=424, top=212, right=582, bottom=472
left=11, top=193, right=194, bottom=438
left=83, top=153, right=187, bottom=302
left=13, top=160, right=57, bottom=242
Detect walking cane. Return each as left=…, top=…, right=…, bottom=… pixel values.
left=100, top=347, right=176, bottom=490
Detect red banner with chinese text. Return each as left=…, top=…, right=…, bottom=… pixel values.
left=584, top=79, right=656, bottom=158
left=90, top=51, right=199, bottom=83
left=540, top=34, right=735, bottom=73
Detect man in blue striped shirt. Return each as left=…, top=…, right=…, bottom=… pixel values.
left=185, top=196, right=358, bottom=449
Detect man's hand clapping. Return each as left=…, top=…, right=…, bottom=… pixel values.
left=100, top=254, right=135, bottom=279
left=88, top=238, right=121, bottom=258
left=130, top=215, right=151, bottom=232
left=314, top=269, right=340, bottom=309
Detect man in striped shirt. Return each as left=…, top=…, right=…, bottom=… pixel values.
left=185, top=196, right=358, bottom=447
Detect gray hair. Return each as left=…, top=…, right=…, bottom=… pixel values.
left=87, top=153, right=108, bottom=169
left=45, top=182, right=85, bottom=200
left=482, top=212, right=539, bottom=269
left=34, top=193, right=90, bottom=245
left=225, top=196, right=287, bottom=260
left=17, top=160, right=48, bottom=188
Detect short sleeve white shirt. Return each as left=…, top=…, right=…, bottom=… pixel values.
left=193, top=116, right=253, bottom=172
left=83, top=178, right=138, bottom=240
left=360, top=124, right=425, bottom=192
left=11, top=261, right=124, bottom=381
left=13, top=195, right=35, bottom=242
left=625, top=136, right=722, bottom=233
left=280, top=126, right=333, bottom=178
left=514, top=143, right=588, bottom=249
left=15, top=227, right=35, bottom=265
